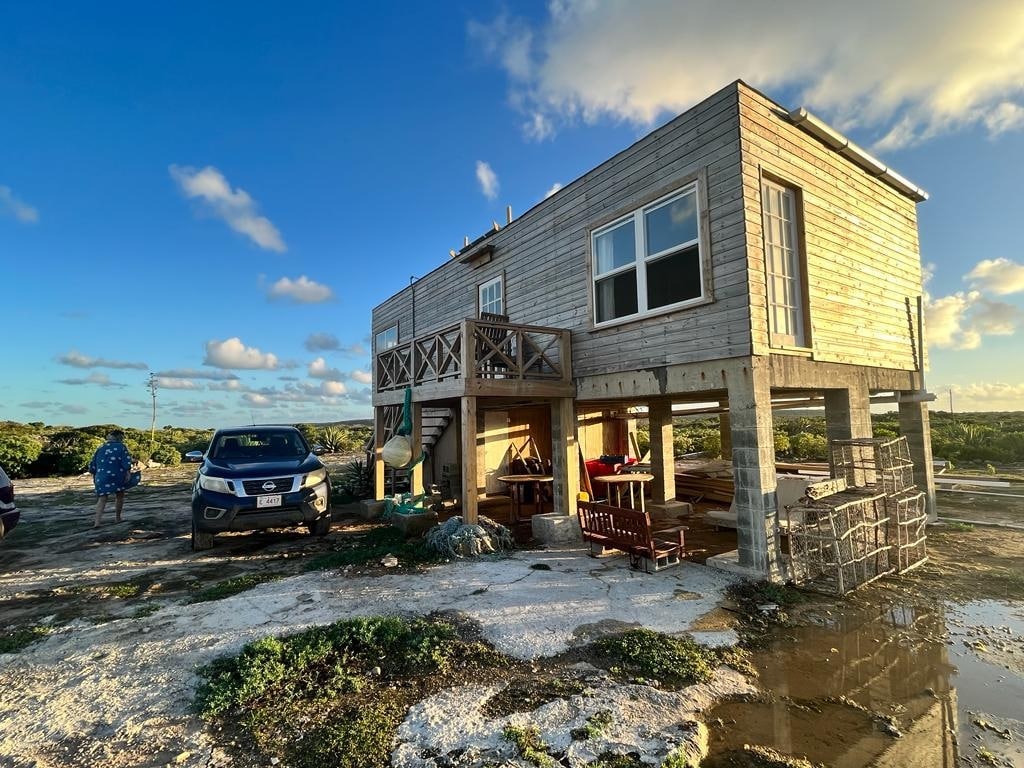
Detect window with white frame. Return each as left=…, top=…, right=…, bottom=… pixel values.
left=478, top=275, right=503, bottom=316
left=375, top=324, right=398, bottom=351
left=761, top=179, right=808, bottom=347
left=591, top=183, right=704, bottom=325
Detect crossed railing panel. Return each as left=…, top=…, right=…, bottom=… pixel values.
left=375, top=319, right=569, bottom=392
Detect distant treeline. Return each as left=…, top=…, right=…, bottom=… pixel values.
left=0, top=421, right=373, bottom=478
left=637, top=410, right=1024, bottom=466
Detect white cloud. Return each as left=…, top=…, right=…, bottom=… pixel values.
left=204, top=337, right=279, bottom=370
left=350, top=369, right=373, bottom=385
left=965, top=258, right=1024, bottom=296
left=267, top=275, right=334, bottom=304
left=940, top=382, right=1024, bottom=411
left=476, top=161, right=499, bottom=200
left=57, top=372, right=125, bottom=388
left=305, top=332, right=340, bottom=352
left=544, top=182, right=563, bottom=199
left=169, top=165, right=286, bottom=252
left=926, top=290, right=1021, bottom=350
left=58, top=350, right=147, bottom=370
left=156, top=368, right=239, bottom=381
left=321, top=380, right=347, bottom=396
left=308, top=357, right=343, bottom=380
left=472, top=1, right=1024, bottom=149
left=0, top=185, right=39, bottom=223
left=242, top=393, right=273, bottom=408
left=155, top=377, right=201, bottom=390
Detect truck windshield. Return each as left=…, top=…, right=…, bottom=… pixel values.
left=211, top=431, right=308, bottom=460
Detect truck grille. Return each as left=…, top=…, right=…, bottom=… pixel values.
left=242, top=477, right=294, bottom=496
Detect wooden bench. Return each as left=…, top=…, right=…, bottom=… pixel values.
left=576, top=500, right=687, bottom=573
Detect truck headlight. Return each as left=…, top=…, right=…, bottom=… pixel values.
left=199, top=474, right=234, bottom=494
left=301, top=468, right=328, bottom=489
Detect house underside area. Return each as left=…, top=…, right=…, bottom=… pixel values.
left=372, top=320, right=935, bottom=580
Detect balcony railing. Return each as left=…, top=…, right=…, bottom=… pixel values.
left=375, top=318, right=571, bottom=393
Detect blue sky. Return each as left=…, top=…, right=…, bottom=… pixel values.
left=2, top=1, right=1023, bottom=428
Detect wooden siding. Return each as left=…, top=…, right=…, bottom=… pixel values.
left=736, top=84, right=924, bottom=371
left=372, top=82, right=751, bottom=381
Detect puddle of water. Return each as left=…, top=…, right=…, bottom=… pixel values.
left=706, top=596, right=1024, bottom=767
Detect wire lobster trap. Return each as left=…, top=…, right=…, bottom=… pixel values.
left=886, top=488, right=928, bottom=573
left=830, top=437, right=916, bottom=496
left=787, top=489, right=893, bottom=596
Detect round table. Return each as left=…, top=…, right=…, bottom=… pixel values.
left=497, top=474, right=553, bottom=524
left=593, top=473, right=654, bottom=512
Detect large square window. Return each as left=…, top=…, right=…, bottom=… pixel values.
left=591, top=184, right=705, bottom=325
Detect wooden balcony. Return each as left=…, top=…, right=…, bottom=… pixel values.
left=373, top=318, right=574, bottom=405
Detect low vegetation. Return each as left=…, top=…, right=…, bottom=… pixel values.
left=503, top=724, right=557, bottom=768
left=196, top=616, right=508, bottom=768
left=188, top=573, right=285, bottom=604
left=594, top=628, right=740, bottom=688
left=0, top=625, right=52, bottom=654
left=304, top=525, right=440, bottom=571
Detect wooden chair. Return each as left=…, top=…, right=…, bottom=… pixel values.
left=477, top=311, right=511, bottom=378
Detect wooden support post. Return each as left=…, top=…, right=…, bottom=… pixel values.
left=409, top=400, right=423, bottom=495
left=461, top=396, right=479, bottom=524
left=718, top=400, right=731, bottom=457
left=550, top=397, right=580, bottom=515
left=373, top=406, right=386, bottom=500
left=648, top=398, right=675, bottom=505
left=727, top=360, right=781, bottom=579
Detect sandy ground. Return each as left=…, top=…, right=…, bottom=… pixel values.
left=0, top=467, right=738, bottom=768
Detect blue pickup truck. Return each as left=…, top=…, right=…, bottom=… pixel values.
left=190, top=425, right=332, bottom=550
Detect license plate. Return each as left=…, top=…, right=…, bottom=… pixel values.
left=257, top=494, right=282, bottom=508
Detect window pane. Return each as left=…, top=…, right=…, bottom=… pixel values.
left=646, top=245, right=702, bottom=309
left=645, top=191, right=698, bottom=256
left=595, top=269, right=638, bottom=322
left=594, top=220, right=636, bottom=274
left=375, top=326, right=397, bottom=350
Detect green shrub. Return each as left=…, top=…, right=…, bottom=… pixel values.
left=0, top=433, right=43, bottom=477
left=790, top=432, right=828, bottom=461
left=337, top=460, right=374, bottom=501
left=700, top=432, right=722, bottom=458
left=595, top=629, right=719, bottom=687
left=33, top=431, right=103, bottom=476
left=773, top=431, right=791, bottom=456
left=149, top=443, right=181, bottom=466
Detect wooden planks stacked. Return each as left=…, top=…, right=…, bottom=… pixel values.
left=675, top=471, right=735, bottom=503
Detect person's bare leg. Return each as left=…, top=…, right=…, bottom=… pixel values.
left=114, top=491, right=125, bottom=522
left=93, top=495, right=108, bottom=528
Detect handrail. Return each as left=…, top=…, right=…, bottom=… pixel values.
left=374, top=319, right=570, bottom=392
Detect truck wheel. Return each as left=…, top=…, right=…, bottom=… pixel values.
left=192, top=521, right=215, bottom=551
left=308, top=515, right=331, bottom=537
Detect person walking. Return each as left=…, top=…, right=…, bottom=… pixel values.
left=88, top=430, right=140, bottom=527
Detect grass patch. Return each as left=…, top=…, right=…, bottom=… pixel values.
left=594, top=629, right=725, bottom=688
left=0, top=625, right=52, bottom=654
left=196, top=616, right=508, bottom=768
left=482, top=676, right=584, bottom=718
left=305, top=525, right=440, bottom=571
left=942, top=521, right=975, bottom=532
left=587, top=754, right=644, bottom=768
left=571, top=710, right=613, bottom=740
left=502, top=725, right=556, bottom=768
left=132, top=603, right=160, bottom=619
left=188, top=573, right=284, bottom=603
left=64, top=578, right=149, bottom=599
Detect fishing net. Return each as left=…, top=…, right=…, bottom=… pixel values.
left=423, top=515, right=515, bottom=558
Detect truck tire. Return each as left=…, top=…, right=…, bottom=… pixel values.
left=192, top=521, right=215, bottom=551
left=308, top=515, right=331, bottom=537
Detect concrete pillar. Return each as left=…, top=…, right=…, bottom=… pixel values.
left=409, top=401, right=423, bottom=495
left=648, top=398, right=676, bottom=505
left=718, top=400, right=732, bottom=457
left=550, top=397, right=580, bottom=515
left=824, top=384, right=872, bottom=443
left=727, top=360, right=781, bottom=578
left=898, top=396, right=937, bottom=521
left=373, top=406, right=386, bottom=500
left=460, top=396, right=479, bottom=524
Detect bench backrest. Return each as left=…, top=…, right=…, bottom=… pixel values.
left=577, top=500, right=653, bottom=552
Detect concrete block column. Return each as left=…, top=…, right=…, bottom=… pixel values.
left=550, top=397, right=581, bottom=515
left=648, top=398, right=676, bottom=505
left=727, top=360, right=781, bottom=579
left=824, top=383, right=872, bottom=443
left=898, top=396, right=937, bottom=521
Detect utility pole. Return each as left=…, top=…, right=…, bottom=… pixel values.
left=147, top=373, right=158, bottom=456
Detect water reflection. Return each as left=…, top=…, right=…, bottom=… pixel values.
left=707, top=596, right=1024, bottom=767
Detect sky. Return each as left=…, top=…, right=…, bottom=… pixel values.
left=1, top=0, right=1023, bottom=429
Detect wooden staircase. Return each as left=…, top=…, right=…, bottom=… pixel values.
left=364, top=406, right=454, bottom=494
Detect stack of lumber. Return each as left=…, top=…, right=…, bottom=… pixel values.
left=675, top=459, right=735, bottom=503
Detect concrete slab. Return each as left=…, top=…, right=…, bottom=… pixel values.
left=359, top=499, right=386, bottom=520
left=390, top=510, right=439, bottom=537
left=531, top=513, right=582, bottom=544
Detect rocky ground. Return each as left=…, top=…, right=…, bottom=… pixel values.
left=2, top=467, right=1022, bottom=768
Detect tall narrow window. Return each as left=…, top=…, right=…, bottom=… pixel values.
left=479, top=276, right=503, bottom=316
left=761, top=180, right=808, bottom=347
